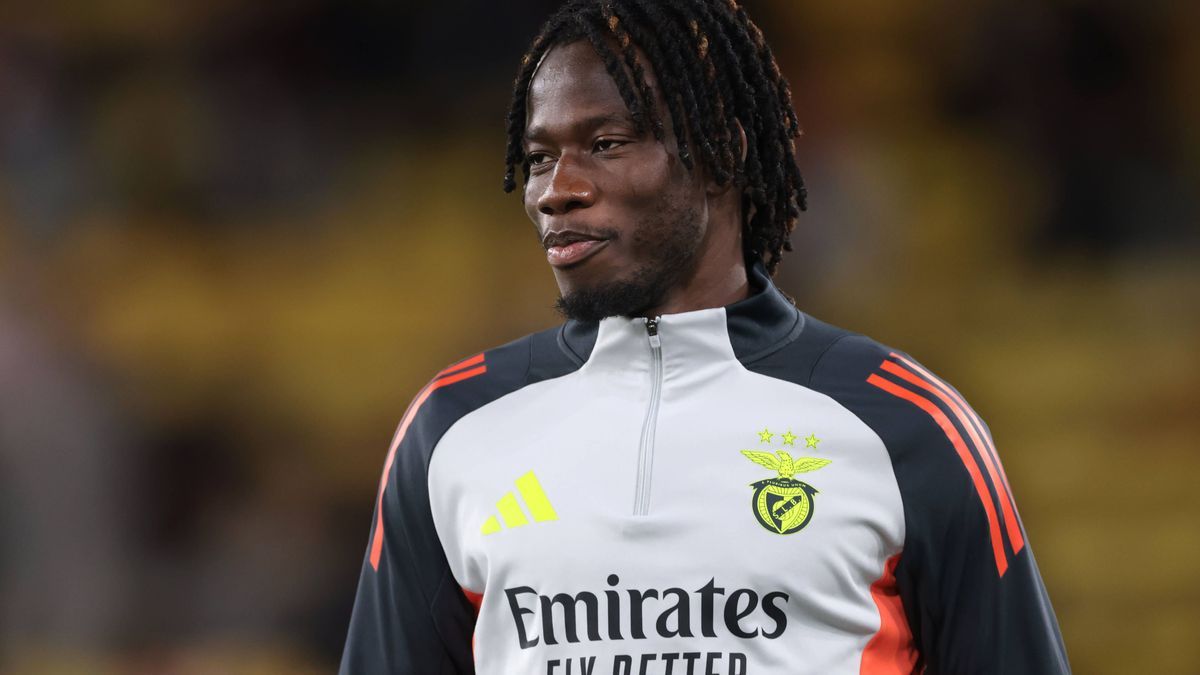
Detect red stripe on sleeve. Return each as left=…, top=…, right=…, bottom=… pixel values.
left=867, top=373, right=1009, bottom=576
left=880, top=359, right=1025, bottom=555
left=370, top=361, right=487, bottom=571
left=860, top=554, right=919, bottom=675
left=438, top=353, right=486, bottom=378
left=889, top=354, right=1025, bottom=548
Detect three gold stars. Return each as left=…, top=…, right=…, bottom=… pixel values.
left=758, top=428, right=821, bottom=449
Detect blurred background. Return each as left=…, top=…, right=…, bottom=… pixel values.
left=0, top=0, right=1196, bottom=673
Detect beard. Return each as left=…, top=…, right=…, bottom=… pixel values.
left=555, top=205, right=704, bottom=322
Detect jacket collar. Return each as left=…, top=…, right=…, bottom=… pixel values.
left=557, top=261, right=803, bottom=366
left=724, top=260, right=804, bottom=362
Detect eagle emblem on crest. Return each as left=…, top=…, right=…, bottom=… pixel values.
left=741, top=448, right=831, bottom=535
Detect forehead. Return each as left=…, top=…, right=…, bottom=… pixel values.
left=525, top=40, right=656, bottom=137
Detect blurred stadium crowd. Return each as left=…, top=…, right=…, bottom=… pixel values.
left=0, top=1, right=1197, bottom=673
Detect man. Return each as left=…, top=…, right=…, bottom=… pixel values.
left=341, top=1, right=1070, bottom=673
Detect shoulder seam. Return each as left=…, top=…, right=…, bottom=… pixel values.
left=808, top=332, right=860, bottom=384
left=556, top=324, right=587, bottom=366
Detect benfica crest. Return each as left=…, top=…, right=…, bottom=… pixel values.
left=741, top=446, right=831, bottom=535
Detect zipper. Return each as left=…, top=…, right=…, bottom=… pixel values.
left=633, top=317, right=663, bottom=516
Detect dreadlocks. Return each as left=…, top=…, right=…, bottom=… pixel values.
left=503, top=0, right=806, bottom=276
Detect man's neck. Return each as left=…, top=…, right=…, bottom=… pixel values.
left=641, top=256, right=750, bottom=318
left=640, top=194, right=751, bottom=318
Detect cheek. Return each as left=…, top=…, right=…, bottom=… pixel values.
left=522, top=178, right=542, bottom=221
left=621, top=155, right=703, bottom=217
left=609, top=151, right=687, bottom=206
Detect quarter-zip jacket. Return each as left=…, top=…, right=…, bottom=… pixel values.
left=341, top=265, right=1070, bottom=675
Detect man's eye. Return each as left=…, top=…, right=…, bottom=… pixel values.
left=593, top=139, right=625, bottom=153
left=526, top=152, right=553, bottom=166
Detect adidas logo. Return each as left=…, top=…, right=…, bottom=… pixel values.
left=481, top=471, right=558, bottom=535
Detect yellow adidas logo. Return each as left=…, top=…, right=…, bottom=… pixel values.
left=481, top=471, right=558, bottom=535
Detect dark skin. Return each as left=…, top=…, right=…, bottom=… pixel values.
left=523, top=40, right=749, bottom=318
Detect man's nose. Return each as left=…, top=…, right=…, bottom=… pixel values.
left=537, top=158, right=596, bottom=216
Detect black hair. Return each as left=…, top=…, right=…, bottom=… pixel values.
left=503, top=0, right=806, bottom=275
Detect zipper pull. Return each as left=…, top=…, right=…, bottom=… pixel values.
left=646, top=317, right=661, bottom=349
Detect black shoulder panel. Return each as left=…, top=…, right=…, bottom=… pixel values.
left=742, top=318, right=1068, bottom=674
left=735, top=310, right=853, bottom=381
left=341, top=324, right=590, bottom=675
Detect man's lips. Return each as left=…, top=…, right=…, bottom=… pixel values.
left=546, top=238, right=610, bottom=267
left=542, top=229, right=612, bottom=268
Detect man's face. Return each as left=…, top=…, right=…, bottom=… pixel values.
left=523, top=40, right=710, bottom=322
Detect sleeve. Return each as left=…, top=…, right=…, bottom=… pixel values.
left=859, top=348, right=1070, bottom=674
left=339, top=390, right=477, bottom=675
left=895, top=472, right=1069, bottom=675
